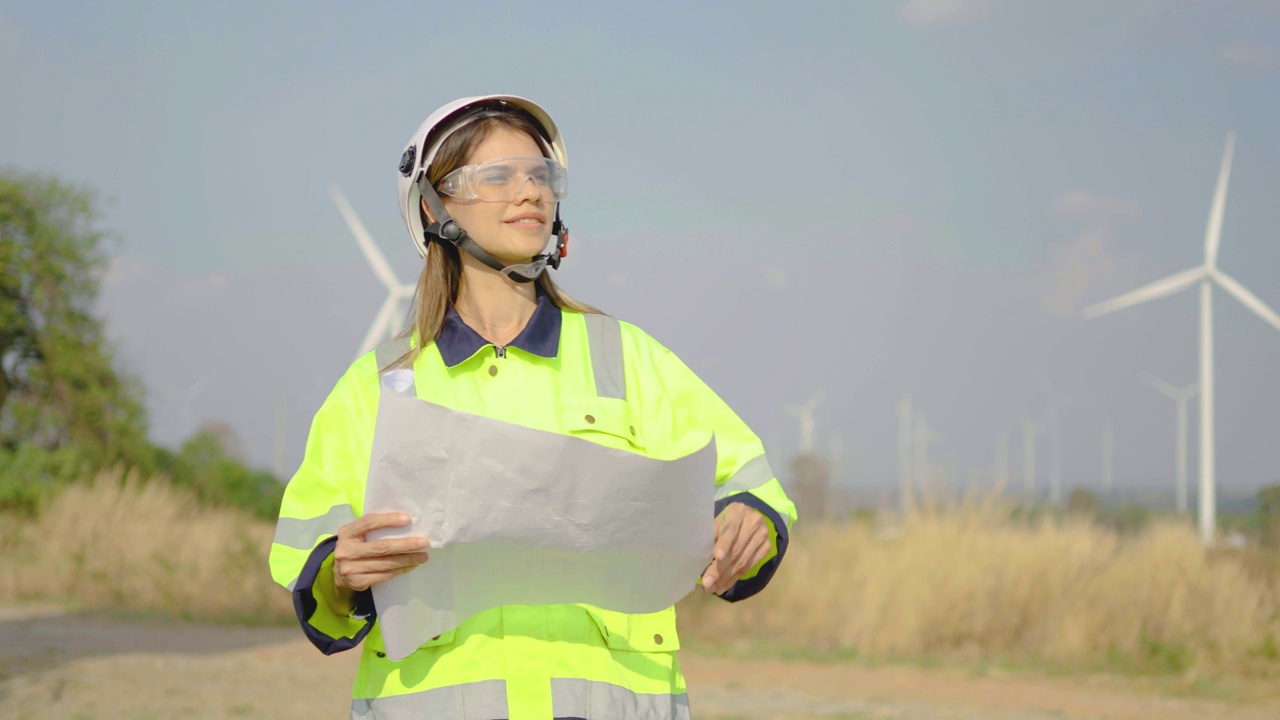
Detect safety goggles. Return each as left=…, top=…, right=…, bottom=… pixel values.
left=436, top=155, right=568, bottom=203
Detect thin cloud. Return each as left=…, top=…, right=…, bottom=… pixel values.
left=1045, top=189, right=1141, bottom=317
left=898, top=0, right=993, bottom=26
left=872, top=212, right=925, bottom=239
left=1222, top=39, right=1280, bottom=70
left=0, top=9, right=18, bottom=57
left=1047, top=189, right=1141, bottom=224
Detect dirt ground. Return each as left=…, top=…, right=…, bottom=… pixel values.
left=2, top=605, right=1278, bottom=720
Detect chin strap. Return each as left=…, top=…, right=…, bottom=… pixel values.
left=420, top=182, right=567, bottom=284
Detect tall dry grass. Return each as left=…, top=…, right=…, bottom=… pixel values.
left=0, top=471, right=293, bottom=623
left=5, top=475, right=1279, bottom=677
left=680, top=500, right=1280, bottom=676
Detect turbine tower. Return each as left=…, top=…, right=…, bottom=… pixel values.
left=330, top=184, right=416, bottom=357
left=1084, top=134, right=1280, bottom=544
left=1139, top=373, right=1198, bottom=515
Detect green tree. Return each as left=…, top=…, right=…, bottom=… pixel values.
left=158, top=422, right=284, bottom=521
left=1257, top=484, right=1280, bottom=548
left=0, top=169, right=153, bottom=508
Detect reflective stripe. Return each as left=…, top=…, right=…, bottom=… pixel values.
left=583, top=313, right=626, bottom=400
left=714, top=453, right=774, bottom=501
left=272, top=503, right=356, bottom=550
left=376, top=336, right=414, bottom=373
left=350, top=679, right=508, bottom=720
left=551, top=678, right=689, bottom=720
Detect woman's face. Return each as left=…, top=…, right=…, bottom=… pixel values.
left=429, top=127, right=555, bottom=265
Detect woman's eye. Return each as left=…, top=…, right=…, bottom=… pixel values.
left=478, top=171, right=512, bottom=185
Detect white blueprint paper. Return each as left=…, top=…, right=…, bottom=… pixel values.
left=364, top=383, right=717, bottom=661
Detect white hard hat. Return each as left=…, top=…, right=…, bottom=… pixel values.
left=397, top=95, right=568, bottom=260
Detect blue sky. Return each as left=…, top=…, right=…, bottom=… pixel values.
left=3, top=1, right=1280, bottom=501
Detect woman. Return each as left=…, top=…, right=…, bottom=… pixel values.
left=270, top=95, right=797, bottom=720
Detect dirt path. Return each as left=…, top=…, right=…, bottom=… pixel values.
left=2, top=607, right=1277, bottom=720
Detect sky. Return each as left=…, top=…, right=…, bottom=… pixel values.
left=3, top=0, right=1280, bottom=504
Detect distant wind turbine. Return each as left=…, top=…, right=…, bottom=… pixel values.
left=1139, top=373, right=1198, bottom=515
left=1084, top=134, right=1280, bottom=544
left=180, top=373, right=216, bottom=440
left=329, top=183, right=416, bottom=357
left=897, top=394, right=914, bottom=513
left=785, top=391, right=822, bottom=454
left=1037, top=375, right=1075, bottom=506
left=914, top=415, right=937, bottom=502
left=1101, top=421, right=1115, bottom=496
left=1021, top=419, right=1043, bottom=500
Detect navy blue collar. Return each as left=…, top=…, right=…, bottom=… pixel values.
left=436, top=292, right=562, bottom=367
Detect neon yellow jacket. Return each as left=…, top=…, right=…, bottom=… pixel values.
left=269, top=296, right=797, bottom=720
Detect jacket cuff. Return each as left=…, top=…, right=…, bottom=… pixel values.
left=292, top=535, right=376, bottom=655
left=712, top=492, right=790, bottom=603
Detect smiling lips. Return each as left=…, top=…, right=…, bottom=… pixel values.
left=505, top=213, right=545, bottom=227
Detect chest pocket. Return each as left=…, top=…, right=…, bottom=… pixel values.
left=563, top=397, right=643, bottom=451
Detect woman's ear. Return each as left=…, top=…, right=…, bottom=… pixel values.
left=420, top=196, right=437, bottom=225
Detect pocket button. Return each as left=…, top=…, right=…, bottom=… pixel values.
left=653, top=633, right=663, bottom=646
left=584, top=414, right=596, bottom=424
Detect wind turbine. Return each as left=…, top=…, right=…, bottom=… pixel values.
left=1084, top=134, right=1280, bottom=543
left=329, top=184, right=416, bottom=357
left=1139, top=373, right=1198, bottom=515
left=897, top=394, right=914, bottom=513
left=1021, top=419, right=1043, bottom=500
left=914, top=414, right=937, bottom=503
left=785, top=391, right=822, bottom=454
left=1101, top=421, right=1115, bottom=497
left=1037, top=375, right=1074, bottom=505
left=179, top=373, right=216, bottom=440
left=994, top=432, right=1010, bottom=492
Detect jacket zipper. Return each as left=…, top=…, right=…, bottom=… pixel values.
left=494, top=345, right=506, bottom=359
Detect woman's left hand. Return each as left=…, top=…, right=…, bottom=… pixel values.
left=700, top=503, right=771, bottom=595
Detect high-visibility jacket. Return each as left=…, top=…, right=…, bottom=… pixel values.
left=269, top=294, right=797, bottom=720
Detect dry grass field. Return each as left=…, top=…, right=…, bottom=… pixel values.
left=0, top=473, right=293, bottom=624
left=2, top=473, right=1280, bottom=717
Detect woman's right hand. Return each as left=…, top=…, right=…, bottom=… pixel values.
left=333, top=513, right=430, bottom=600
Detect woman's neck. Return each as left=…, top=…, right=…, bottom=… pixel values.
left=454, top=256, right=539, bottom=347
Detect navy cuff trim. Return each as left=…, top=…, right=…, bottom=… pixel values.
left=293, top=535, right=375, bottom=655
left=713, top=493, right=790, bottom=603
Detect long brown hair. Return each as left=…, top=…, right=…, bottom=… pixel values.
left=393, top=107, right=600, bottom=367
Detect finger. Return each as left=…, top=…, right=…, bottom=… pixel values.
left=344, top=512, right=413, bottom=539
left=726, top=512, right=759, bottom=563
left=714, top=511, right=743, bottom=562
left=721, top=538, right=770, bottom=593
left=344, top=553, right=429, bottom=575
left=744, top=532, right=771, bottom=568
left=700, top=566, right=718, bottom=593
left=346, top=565, right=416, bottom=592
left=354, top=535, right=430, bottom=559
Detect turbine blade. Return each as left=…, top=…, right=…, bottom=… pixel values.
left=1214, top=270, right=1280, bottom=333
left=1083, top=266, right=1206, bottom=319
left=358, top=294, right=399, bottom=357
left=1138, top=372, right=1181, bottom=399
left=330, top=183, right=402, bottom=292
left=1204, top=133, right=1235, bottom=269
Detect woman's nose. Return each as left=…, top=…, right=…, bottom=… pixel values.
left=512, top=175, right=544, bottom=203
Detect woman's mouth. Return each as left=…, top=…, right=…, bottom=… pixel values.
left=505, top=213, right=545, bottom=227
